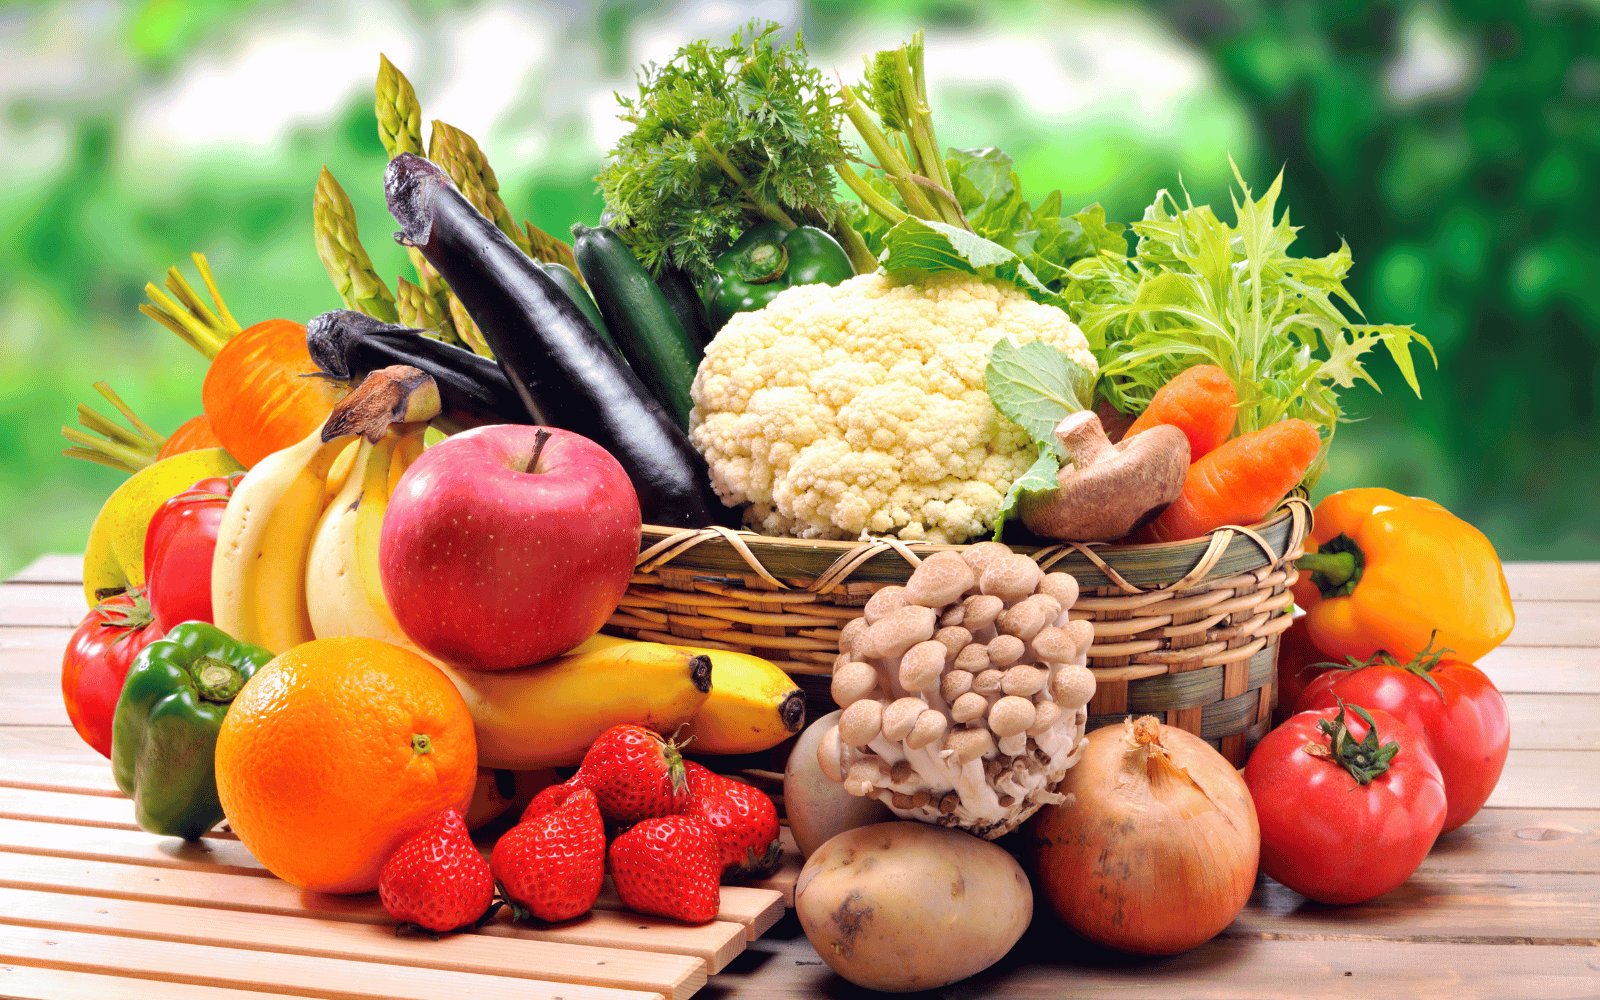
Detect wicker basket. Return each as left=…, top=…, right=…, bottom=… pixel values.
left=602, top=497, right=1312, bottom=765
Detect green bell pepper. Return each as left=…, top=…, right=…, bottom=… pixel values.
left=702, top=221, right=855, bottom=331
left=111, top=622, right=272, bottom=840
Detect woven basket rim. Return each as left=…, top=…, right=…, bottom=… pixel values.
left=632, top=497, right=1312, bottom=598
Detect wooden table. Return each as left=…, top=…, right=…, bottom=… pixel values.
left=2, top=556, right=1596, bottom=999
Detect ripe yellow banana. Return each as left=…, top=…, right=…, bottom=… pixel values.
left=675, top=645, right=806, bottom=754
left=430, top=636, right=715, bottom=770
left=305, top=428, right=424, bottom=644
left=211, top=424, right=352, bottom=654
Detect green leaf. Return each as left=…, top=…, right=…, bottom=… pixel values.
left=992, top=447, right=1059, bottom=540
left=879, top=216, right=1017, bottom=273
left=985, top=336, right=1093, bottom=446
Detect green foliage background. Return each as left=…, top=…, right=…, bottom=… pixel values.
left=1, top=0, right=1594, bottom=579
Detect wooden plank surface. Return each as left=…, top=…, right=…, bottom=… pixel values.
left=4, top=555, right=83, bottom=585
left=2, top=560, right=1596, bottom=1000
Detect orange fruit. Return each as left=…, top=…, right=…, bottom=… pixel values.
left=214, top=636, right=477, bottom=894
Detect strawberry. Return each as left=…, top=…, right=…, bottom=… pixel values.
left=608, top=815, right=722, bottom=924
left=491, top=785, right=605, bottom=923
left=519, top=779, right=584, bottom=824
left=571, top=725, right=692, bottom=825
left=378, top=808, right=497, bottom=934
left=683, top=761, right=783, bottom=882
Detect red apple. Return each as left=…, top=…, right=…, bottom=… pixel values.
left=380, top=424, right=640, bottom=670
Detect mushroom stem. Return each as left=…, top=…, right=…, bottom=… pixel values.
left=1055, top=409, right=1117, bottom=470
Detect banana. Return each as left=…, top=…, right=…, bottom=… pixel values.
left=430, top=636, right=715, bottom=770
left=675, top=645, right=806, bottom=754
left=211, top=424, right=353, bottom=654
left=305, top=428, right=424, bottom=644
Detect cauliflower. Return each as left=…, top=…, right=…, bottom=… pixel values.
left=690, top=271, right=1097, bottom=544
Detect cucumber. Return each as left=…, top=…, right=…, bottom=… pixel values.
left=571, top=225, right=699, bottom=429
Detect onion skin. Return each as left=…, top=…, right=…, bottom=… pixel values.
left=1026, top=717, right=1259, bottom=955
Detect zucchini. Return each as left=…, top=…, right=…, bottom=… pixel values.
left=538, top=261, right=615, bottom=350
left=384, top=153, right=731, bottom=529
left=655, top=264, right=714, bottom=352
left=305, top=310, right=536, bottom=431
left=571, top=225, right=699, bottom=429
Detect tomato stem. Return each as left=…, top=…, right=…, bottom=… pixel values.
left=1303, top=700, right=1400, bottom=785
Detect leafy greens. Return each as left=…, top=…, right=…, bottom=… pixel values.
left=1068, top=159, right=1436, bottom=485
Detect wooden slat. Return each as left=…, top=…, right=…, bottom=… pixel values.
left=0, top=963, right=307, bottom=1000
left=0, top=816, right=268, bottom=875
left=0, top=885, right=706, bottom=999
left=1478, top=645, right=1600, bottom=693
left=0, top=799, right=782, bottom=936
left=0, top=758, right=122, bottom=796
left=0, top=672, right=70, bottom=727
left=1229, top=871, right=1600, bottom=944
left=0, top=585, right=87, bottom=628
left=1484, top=750, right=1600, bottom=810
left=0, top=853, right=748, bottom=974
left=0, top=786, right=143, bottom=829
left=0, top=627, right=72, bottom=673
left=1502, top=601, right=1600, bottom=647
left=4, top=555, right=83, bottom=585
left=1506, top=694, right=1600, bottom=749
left=0, top=726, right=106, bottom=765
left=0, top=923, right=666, bottom=1000
left=1422, top=809, right=1600, bottom=873
left=1501, top=562, right=1600, bottom=602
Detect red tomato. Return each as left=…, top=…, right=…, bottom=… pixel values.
left=61, top=590, right=165, bottom=758
left=1272, top=614, right=1337, bottom=727
left=1244, top=704, right=1446, bottom=905
left=142, top=473, right=243, bottom=634
left=1295, top=646, right=1509, bottom=833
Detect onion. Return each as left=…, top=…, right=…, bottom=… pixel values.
left=1027, top=716, right=1259, bottom=955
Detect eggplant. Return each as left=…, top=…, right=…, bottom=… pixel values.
left=306, top=310, right=537, bottom=432
left=383, top=153, right=732, bottom=529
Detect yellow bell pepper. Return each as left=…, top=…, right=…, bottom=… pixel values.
left=1294, top=488, right=1515, bottom=664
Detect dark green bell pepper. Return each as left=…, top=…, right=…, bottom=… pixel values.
left=702, top=221, right=855, bottom=331
left=110, top=622, right=272, bottom=840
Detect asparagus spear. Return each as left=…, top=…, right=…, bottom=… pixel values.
left=374, top=55, right=462, bottom=343
left=375, top=54, right=424, bottom=158
left=313, top=167, right=400, bottom=323
left=523, top=220, right=583, bottom=285
left=428, top=120, right=536, bottom=257
left=395, top=275, right=455, bottom=343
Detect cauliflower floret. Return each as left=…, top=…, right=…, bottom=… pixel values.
left=691, top=271, right=1096, bottom=544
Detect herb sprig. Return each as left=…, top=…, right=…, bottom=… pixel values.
left=595, top=21, right=872, bottom=280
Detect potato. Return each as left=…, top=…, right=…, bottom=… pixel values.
left=783, top=710, right=893, bottom=858
left=795, top=821, right=1032, bottom=992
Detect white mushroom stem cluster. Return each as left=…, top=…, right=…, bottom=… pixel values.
left=815, top=543, right=1097, bottom=839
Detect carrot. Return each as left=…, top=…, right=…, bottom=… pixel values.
left=1124, top=364, right=1237, bottom=461
left=1144, top=418, right=1322, bottom=543
left=142, top=255, right=346, bottom=469
left=154, top=414, right=225, bottom=461
left=201, top=318, right=346, bottom=467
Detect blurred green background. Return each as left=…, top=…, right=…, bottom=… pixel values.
left=2, top=0, right=1595, bottom=578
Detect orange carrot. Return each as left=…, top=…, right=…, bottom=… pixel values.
left=1124, top=365, right=1237, bottom=461
left=200, top=319, right=347, bottom=467
left=1145, top=418, right=1322, bottom=542
left=154, top=414, right=225, bottom=461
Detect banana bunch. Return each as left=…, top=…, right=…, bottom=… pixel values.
left=211, top=365, right=803, bottom=769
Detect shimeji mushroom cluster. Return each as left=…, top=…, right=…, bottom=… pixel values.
left=816, top=543, right=1098, bottom=839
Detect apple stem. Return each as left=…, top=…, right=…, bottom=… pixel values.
left=527, top=427, right=552, bottom=474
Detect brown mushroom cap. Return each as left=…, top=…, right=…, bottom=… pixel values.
left=861, top=605, right=938, bottom=659
left=1038, top=572, right=1080, bottom=611
left=980, top=553, right=1044, bottom=603
left=933, top=626, right=972, bottom=664
left=987, top=634, right=1025, bottom=668
left=863, top=585, right=907, bottom=624
left=906, top=709, right=949, bottom=750
left=831, top=660, right=879, bottom=706
left=902, top=551, right=977, bottom=608
left=947, top=727, right=995, bottom=765
left=950, top=691, right=989, bottom=723
left=940, top=669, right=975, bottom=702
left=839, top=698, right=885, bottom=745
left=961, top=594, right=1005, bottom=631
left=898, top=640, right=948, bottom=692
left=1019, top=411, right=1189, bottom=542
left=882, top=697, right=928, bottom=741
left=953, top=642, right=990, bottom=673
left=961, top=541, right=1013, bottom=577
